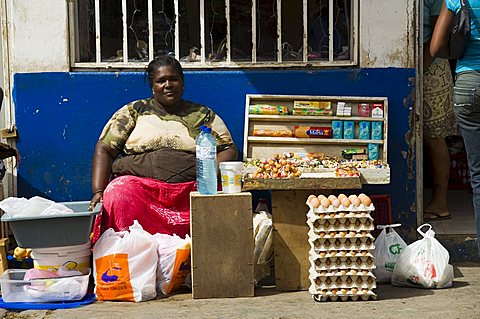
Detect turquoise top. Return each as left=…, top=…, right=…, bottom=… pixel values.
left=424, top=0, right=443, bottom=44
left=446, top=0, right=480, bottom=73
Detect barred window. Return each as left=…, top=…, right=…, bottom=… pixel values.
left=69, top=0, right=358, bottom=69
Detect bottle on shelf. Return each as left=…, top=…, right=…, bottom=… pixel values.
left=196, top=125, right=218, bottom=195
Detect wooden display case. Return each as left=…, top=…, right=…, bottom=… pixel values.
left=243, top=94, right=390, bottom=187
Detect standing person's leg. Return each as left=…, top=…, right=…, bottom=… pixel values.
left=423, top=59, right=457, bottom=220
left=453, top=70, right=480, bottom=253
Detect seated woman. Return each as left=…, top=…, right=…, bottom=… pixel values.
left=89, top=55, right=237, bottom=243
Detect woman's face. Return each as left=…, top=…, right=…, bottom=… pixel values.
left=151, top=65, right=184, bottom=107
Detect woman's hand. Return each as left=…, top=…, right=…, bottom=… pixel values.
left=89, top=190, right=104, bottom=211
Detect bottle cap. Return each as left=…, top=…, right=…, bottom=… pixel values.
left=201, top=125, right=212, bottom=133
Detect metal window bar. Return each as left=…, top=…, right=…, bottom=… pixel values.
left=148, top=0, right=154, bottom=61
left=277, top=0, right=282, bottom=63
left=95, top=0, right=101, bottom=64
left=303, top=0, right=308, bottom=62
left=70, top=0, right=358, bottom=69
left=122, top=0, right=128, bottom=63
left=329, top=0, right=334, bottom=62
left=226, top=0, right=231, bottom=63
left=252, top=0, right=257, bottom=63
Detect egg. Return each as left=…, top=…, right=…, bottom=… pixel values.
left=310, top=197, right=320, bottom=208
left=319, top=213, right=326, bottom=218
left=328, top=194, right=337, bottom=202
left=351, top=288, right=358, bottom=294
left=352, top=197, right=361, bottom=207
left=358, top=193, right=367, bottom=199
left=348, top=194, right=357, bottom=202
left=320, top=270, right=327, bottom=276
left=331, top=288, right=338, bottom=295
left=350, top=269, right=358, bottom=276
left=362, top=196, right=372, bottom=206
left=307, top=194, right=317, bottom=204
left=330, top=251, right=337, bottom=257
left=321, top=198, right=331, bottom=208
left=329, top=212, right=336, bottom=218
left=332, top=199, right=341, bottom=208
left=340, top=270, right=347, bottom=276
left=317, top=195, right=326, bottom=201
left=339, top=231, right=346, bottom=237
left=341, top=198, right=351, bottom=207
left=340, top=251, right=347, bottom=256
left=338, top=212, right=345, bottom=218
left=338, top=194, right=347, bottom=201
left=319, top=251, right=327, bottom=257
left=319, top=231, right=326, bottom=238
left=329, top=231, right=336, bottom=237
left=350, top=251, right=357, bottom=256
left=340, top=288, right=348, bottom=294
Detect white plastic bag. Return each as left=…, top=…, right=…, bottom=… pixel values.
left=153, top=233, right=191, bottom=295
left=373, top=224, right=407, bottom=283
left=253, top=211, right=273, bottom=284
left=93, top=220, right=158, bottom=302
left=0, top=196, right=73, bottom=217
left=392, top=224, right=454, bottom=289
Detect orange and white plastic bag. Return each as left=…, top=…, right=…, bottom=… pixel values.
left=153, top=233, right=191, bottom=295
left=93, top=221, right=158, bottom=302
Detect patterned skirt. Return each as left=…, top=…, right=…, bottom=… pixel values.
left=423, top=59, right=457, bottom=138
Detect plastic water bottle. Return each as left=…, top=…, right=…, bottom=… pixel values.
left=196, top=125, right=218, bottom=195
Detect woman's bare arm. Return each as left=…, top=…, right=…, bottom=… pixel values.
left=430, top=2, right=454, bottom=58
left=89, top=140, right=119, bottom=210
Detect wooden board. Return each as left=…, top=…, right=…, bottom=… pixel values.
left=190, top=192, right=254, bottom=298
left=243, top=176, right=362, bottom=191
left=271, top=190, right=330, bottom=291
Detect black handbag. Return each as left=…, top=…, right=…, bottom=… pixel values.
left=449, top=0, right=470, bottom=59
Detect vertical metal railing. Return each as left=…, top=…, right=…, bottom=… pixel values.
left=94, top=0, right=101, bottom=63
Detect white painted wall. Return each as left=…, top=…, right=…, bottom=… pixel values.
left=6, top=0, right=69, bottom=73
left=359, top=0, right=416, bottom=68
left=3, top=0, right=416, bottom=72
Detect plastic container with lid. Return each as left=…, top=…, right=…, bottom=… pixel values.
left=0, top=268, right=91, bottom=303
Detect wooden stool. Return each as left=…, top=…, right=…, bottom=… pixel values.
left=190, top=191, right=254, bottom=298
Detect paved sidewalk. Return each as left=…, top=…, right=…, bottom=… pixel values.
left=1, top=262, right=479, bottom=319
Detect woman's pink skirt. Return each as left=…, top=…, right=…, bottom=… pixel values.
left=91, top=175, right=196, bottom=244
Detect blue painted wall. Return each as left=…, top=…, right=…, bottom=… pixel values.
left=13, top=68, right=416, bottom=237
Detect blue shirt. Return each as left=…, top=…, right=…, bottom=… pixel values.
left=425, top=0, right=443, bottom=44
left=446, top=0, right=480, bottom=73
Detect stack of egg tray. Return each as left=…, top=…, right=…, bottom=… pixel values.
left=307, top=200, right=377, bottom=302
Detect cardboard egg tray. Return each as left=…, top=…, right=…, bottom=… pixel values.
left=307, top=212, right=374, bottom=232
left=309, top=255, right=376, bottom=271
left=309, top=273, right=377, bottom=290
left=307, top=226, right=373, bottom=239
left=311, top=290, right=377, bottom=302
left=310, top=268, right=375, bottom=277
left=308, top=234, right=375, bottom=252
left=307, top=202, right=375, bottom=215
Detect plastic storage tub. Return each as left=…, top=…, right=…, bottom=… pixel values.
left=1, top=201, right=100, bottom=248
left=0, top=268, right=90, bottom=303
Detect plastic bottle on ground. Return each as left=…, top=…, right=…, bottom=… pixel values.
left=196, top=125, right=218, bottom=195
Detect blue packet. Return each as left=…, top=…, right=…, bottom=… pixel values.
left=343, top=121, right=354, bottom=139
left=358, top=121, right=371, bottom=140
left=371, top=122, right=383, bottom=140
left=332, top=120, right=343, bottom=139
left=368, top=143, right=379, bottom=160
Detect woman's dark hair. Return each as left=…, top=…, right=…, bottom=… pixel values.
left=146, top=55, right=184, bottom=87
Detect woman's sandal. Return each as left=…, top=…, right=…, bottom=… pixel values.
left=423, top=211, right=452, bottom=221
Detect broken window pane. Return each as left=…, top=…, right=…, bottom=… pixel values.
left=178, top=0, right=201, bottom=62
left=205, top=0, right=227, bottom=62
left=75, top=0, right=96, bottom=63
left=256, top=0, right=277, bottom=62
left=153, top=0, right=176, bottom=57
left=230, top=0, right=252, bottom=62
left=281, top=0, right=303, bottom=62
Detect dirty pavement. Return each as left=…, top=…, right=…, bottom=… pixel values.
left=0, top=262, right=478, bottom=319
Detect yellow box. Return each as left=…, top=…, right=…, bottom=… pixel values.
left=293, top=101, right=331, bottom=109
